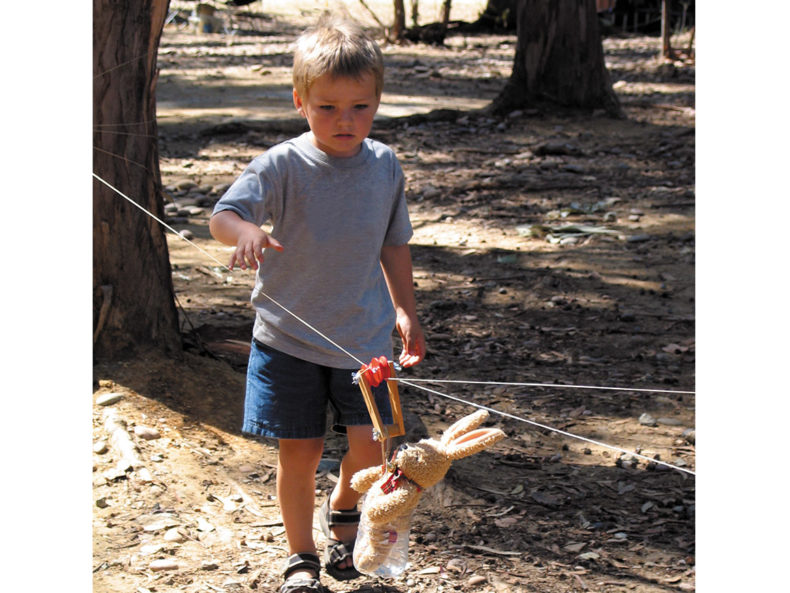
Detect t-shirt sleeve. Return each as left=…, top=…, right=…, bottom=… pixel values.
left=212, top=155, right=279, bottom=226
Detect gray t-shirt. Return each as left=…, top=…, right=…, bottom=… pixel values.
left=213, top=132, right=413, bottom=369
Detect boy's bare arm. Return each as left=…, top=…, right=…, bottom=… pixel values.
left=380, top=244, right=426, bottom=368
left=209, top=210, right=283, bottom=271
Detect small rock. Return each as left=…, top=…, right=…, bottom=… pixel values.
left=144, top=517, right=180, bottom=532
left=179, top=229, right=195, bottom=241
left=627, top=234, right=652, bottom=243
left=201, top=561, right=219, bottom=571
left=682, top=428, right=695, bottom=444
left=616, top=454, right=639, bottom=469
left=164, top=528, right=187, bottom=542
left=140, top=544, right=164, bottom=556
left=468, top=574, right=487, bottom=586
left=446, top=558, right=466, bottom=573
left=657, top=417, right=682, bottom=426
left=421, top=184, right=441, bottom=199
left=102, top=467, right=129, bottom=482
left=134, top=425, right=161, bottom=440
left=96, top=392, right=124, bottom=406
left=639, top=413, right=658, bottom=427
left=149, top=559, right=178, bottom=572
left=93, top=440, right=108, bottom=454
left=175, top=179, right=196, bottom=190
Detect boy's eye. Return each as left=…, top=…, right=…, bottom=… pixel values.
left=319, top=105, right=334, bottom=111
left=354, top=104, right=369, bottom=110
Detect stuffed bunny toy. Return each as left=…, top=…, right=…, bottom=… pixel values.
left=350, top=409, right=506, bottom=576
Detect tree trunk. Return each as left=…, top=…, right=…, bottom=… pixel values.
left=440, top=0, right=452, bottom=27
left=491, top=0, right=623, bottom=117
left=392, top=0, right=406, bottom=40
left=93, top=0, right=182, bottom=360
left=661, top=0, right=675, bottom=60
left=410, top=0, right=419, bottom=26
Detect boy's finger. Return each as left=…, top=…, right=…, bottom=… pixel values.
left=266, top=236, right=285, bottom=252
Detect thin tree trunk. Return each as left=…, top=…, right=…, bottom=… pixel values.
left=661, top=0, right=675, bottom=60
left=93, top=0, right=182, bottom=360
left=441, top=0, right=452, bottom=27
left=392, top=0, right=406, bottom=40
left=492, top=0, right=622, bottom=117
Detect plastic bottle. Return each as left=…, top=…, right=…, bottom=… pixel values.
left=353, top=494, right=412, bottom=578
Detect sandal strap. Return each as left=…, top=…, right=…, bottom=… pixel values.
left=279, top=575, right=324, bottom=593
left=326, top=507, right=360, bottom=526
left=325, top=539, right=353, bottom=564
left=282, top=552, right=321, bottom=579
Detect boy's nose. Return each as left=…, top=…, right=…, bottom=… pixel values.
left=338, top=108, right=353, bottom=124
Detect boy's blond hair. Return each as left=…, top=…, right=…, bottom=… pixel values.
left=293, top=15, right=384, bottom=99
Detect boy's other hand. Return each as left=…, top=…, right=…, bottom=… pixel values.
left=396, top=314, right=425, bottom=368
left=231, top=228, right=284, bottom=271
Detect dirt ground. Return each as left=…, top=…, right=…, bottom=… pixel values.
left=93, top=3, right=695, bottom=592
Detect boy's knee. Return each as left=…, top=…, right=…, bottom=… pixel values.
left=278, top=437, right=324, bottom=469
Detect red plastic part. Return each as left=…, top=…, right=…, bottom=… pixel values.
left=361, top=355, right=390, bottom=387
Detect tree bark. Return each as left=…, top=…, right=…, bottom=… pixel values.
left=661, top=0, right=675, bottom=60
left=392, top=0, right=406, bottom=40
left=491, top=0, right=623, bottom=117
left=93, top=0, right=182, bottom=360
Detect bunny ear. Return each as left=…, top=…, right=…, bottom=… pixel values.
left=441, top=409, right=490, bottom=445
left=446, top=427, right=506, bottom=461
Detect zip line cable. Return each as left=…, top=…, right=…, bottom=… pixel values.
left=93, top=171, right=696, bottom=476
left=397, top=378, right=695, bottom=476
left=394, top=377, right=694, bottom=396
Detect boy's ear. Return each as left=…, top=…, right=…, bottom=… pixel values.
left=293, top=88, right=306, bottom=117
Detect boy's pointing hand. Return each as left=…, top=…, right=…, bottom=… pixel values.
left=231, top=228, right=284, bottom=271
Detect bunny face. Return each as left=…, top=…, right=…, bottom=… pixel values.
left=393, top=441, right=452, bottom=490
left=389, top=410, right=506, bottom=491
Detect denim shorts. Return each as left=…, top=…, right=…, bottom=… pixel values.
left=243, top=339, right=393, bottom=439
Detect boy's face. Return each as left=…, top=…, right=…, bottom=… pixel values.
left=293, top=72, right=380, bottom=158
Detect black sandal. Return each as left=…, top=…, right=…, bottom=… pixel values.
left=319, top=497, right=362, bottom=581
left=280, top=553, right=325, bottom=593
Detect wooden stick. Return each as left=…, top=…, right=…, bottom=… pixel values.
left=358, top=372, right=388, bottom=441
left=357, top=362, right=406, bottom=441
left=386, top=362, right=405, bottom=438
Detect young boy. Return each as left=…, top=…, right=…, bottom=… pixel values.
left=209, top=16, right=425, bottom=593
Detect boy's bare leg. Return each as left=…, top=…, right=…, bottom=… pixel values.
left=328, top=424, right=382, bottom=569
left=277, top=437, right=324, bottom=577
